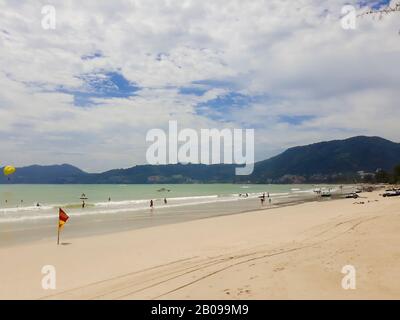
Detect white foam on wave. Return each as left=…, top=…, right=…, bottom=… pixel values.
left=0, top=195, right=245, bottom=223
left=0, top=205, right=53, bottom=215
left=0, top=188, right=322, bottom=224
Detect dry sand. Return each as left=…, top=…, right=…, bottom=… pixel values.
left=1, top=190, right=399, bottom=300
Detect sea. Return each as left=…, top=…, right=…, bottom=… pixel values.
left=0, top=184, right=356, bottom=245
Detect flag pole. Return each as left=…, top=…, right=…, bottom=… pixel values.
left=57, top=207, right=60, bottom=245
left=57, top=208, right=69, bottom=246
left=57, top=224, right=60, bottom=245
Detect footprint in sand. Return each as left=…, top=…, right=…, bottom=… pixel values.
left=237, top=288, right=252, bottom=296
left=273, top=267, right=285, bottom=272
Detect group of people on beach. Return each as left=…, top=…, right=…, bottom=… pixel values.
left=2, top=199, right=41, bottom=207
left=149, top=198, right=168, bottom=209
left=260, top=192, right=272, bottom=206
left=4, top=190, right=272, bottom=211
left=77, top=194, right=168, bottom=210
left=64, top=187, right=274, bottom=212
left=79, top=191, right=271, bottom=211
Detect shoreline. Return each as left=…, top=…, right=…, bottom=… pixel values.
left=1, top=189, right=399, bottom=299
left=0, top=190, right=347, bottom=248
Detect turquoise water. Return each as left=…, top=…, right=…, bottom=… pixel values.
left=0, top=184, right=352, bottom=245
left=0, top=184, right=317, bottom=209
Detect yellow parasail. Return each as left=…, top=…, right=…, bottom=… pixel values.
left=3, top=165, right=16, bottom=176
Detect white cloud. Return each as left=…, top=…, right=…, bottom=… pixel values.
left=0, top=0, right=399, bottom=171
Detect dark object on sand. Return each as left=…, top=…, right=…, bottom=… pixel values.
left=345, top=193, right=359, bottom=199
left=321, top=191, right=331, bottom=198
left=382, top=190, right=400, bottom=197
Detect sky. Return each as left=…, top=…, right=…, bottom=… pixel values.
left=0, top=0, right=399, bottom=172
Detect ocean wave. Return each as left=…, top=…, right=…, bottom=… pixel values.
left=0, top=195, right=246, bottom=223
left=0, top=189, right=321, bottom=224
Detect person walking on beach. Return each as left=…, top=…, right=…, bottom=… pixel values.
left=260, top=193, right=266, bottom=206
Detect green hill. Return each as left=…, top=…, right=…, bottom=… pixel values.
left=2, top=136, right=399, bottom=184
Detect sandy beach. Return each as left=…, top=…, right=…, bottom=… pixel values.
left=1, top=190, right=399, bottom=300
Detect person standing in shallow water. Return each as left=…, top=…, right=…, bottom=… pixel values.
left=260, top=193, right=266, bottom=206
left=82, top=200, right=85, bottom=209
left=150, top=199, right=154, bottom=209
left=164, top=198, right=167, bottom=205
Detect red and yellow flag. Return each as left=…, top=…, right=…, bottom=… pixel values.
left=58, top=208, right=69, bottom=229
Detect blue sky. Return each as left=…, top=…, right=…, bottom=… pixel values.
left=358, top=0, right=391, bottom=9
left=60, top=71, right=140, bottom=107
left=0, top=0, right=399, bottom=171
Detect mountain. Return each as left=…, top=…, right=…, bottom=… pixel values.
left=249, top=136, right=400, bottom=183
left=0, top=163, right=237, bottom=184
left=1, top=136, right=400, bottom=184
left=0, top=164, right=88, bottom=184
left=90, top=164, right=237, bottom=184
